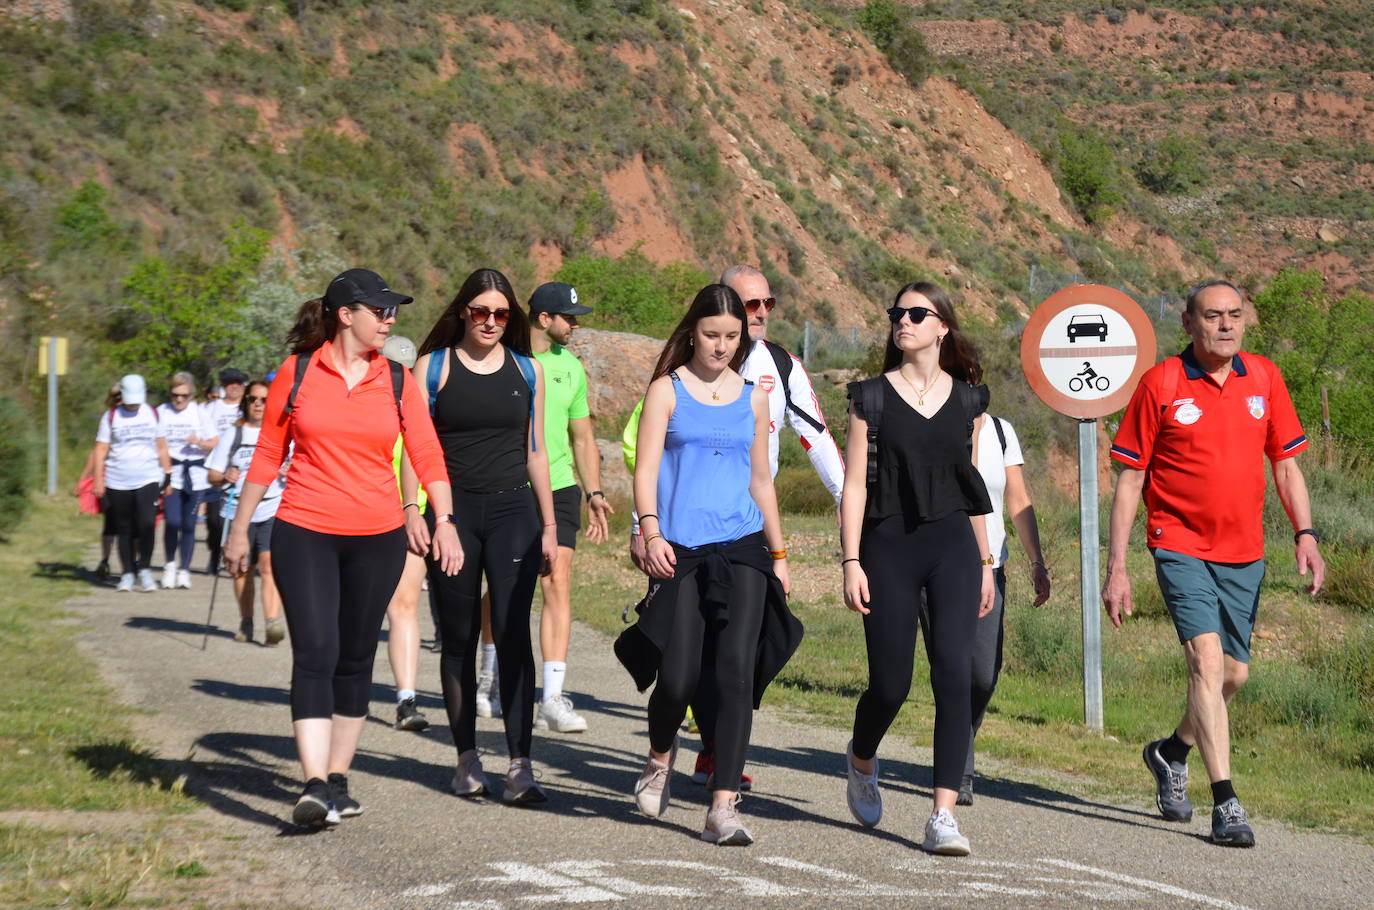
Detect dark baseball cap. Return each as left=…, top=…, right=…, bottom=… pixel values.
left=219, top=368, right=249, bottom=387
left=324, top=268, right=414, bottom=311
left=528, top=282, right=592, bottom=317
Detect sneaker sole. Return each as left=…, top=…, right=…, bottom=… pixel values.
left=1212, top=830, right=1256, bottom=848
left=540, top=718, right=588, bottom=734
left=1142, top=742, right=1193, bottom=822
left=264, top=629, right=286, bottom=645
left=923, top=839, right=971, bottom=856
left=292, top=796, right=337, bottom=828
left=451, top=781, right=489, bottom=798
left=702, top=828, right=753, bottom=846
left=396, top=717, right=430, bottom=731
left=503, top=787, right=548, bottom=805
left=336, top=806, right=363, bottom=818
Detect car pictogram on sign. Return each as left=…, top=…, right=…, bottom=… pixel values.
left=1067, top=313, right=1108, bottom=343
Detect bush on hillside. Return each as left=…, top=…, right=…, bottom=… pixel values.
left=857, top=0, right=934, bottom=87
left=1054, top=124, right=1123, bottom=223
left=1134, top=133, right=1207, bottom=194
left=0, top=395, right=35, bottom=534
left=554, top=250, right=710, bottom=339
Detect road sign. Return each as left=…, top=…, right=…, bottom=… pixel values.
left=38, top=336, right=68, bottom=376
left=1020, top=285, right=1156, bottom=419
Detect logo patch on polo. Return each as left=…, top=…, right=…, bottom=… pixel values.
left=1246, top=395, right=1266, bottom=419
left=1173, top=401, right=1203, bottom=425
left=758, top=375, right=776, bottom=393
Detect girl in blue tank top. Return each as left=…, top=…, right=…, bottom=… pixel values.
left=627, top=284, right=792, bottom=847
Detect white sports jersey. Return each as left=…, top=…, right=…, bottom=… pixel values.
left=740, top=339, right=844, bottom=504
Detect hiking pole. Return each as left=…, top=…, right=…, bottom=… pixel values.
left=201, top=485, right=238, bottom=650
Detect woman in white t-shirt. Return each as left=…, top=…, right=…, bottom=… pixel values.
left=920, top=413, right=1052, bottom=806
left=158, top=372, right=219, bottom=590
left=92, top=374, right=171, bottom=593
left=207, top=379, right=286, bottom=646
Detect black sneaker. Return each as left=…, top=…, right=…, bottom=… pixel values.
left=1211, top=798, right=1255, bottom=847
left=395, top=697, right=430, bottom=731
left=234, top=618, right=253, bottom=644
left=956, top=774, right=974, bottom=806
left=96, top=559, right=110, bottom=582
left=327, top=773, right=363, bottom=818
left=292, top=778, right=340, bottom=828
left=1143, top=739, right=1193, bottom=821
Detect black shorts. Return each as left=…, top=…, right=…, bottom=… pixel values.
left=552, top=485, right=581, bottom=550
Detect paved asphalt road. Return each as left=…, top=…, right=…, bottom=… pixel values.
left=71, top=564, right=1372, bottom=909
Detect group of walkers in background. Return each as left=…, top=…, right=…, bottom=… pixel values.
left=77, top=263, right=1320, bottom=856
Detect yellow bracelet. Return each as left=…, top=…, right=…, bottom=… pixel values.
left=645, top=533, right=663, bottom=545
left=770, top=548, right=788, bottom=560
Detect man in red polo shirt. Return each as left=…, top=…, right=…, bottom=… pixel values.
left=1103, top=279, right=1324, bottom=849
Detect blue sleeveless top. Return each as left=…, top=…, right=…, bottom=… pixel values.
left=657, top=374, right=763, bottom=549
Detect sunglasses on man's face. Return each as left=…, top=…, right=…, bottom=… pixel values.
left=744, top=297, right=777, bottom=314
left=468, top=305, right=511, bottom=325
left=887, top=305, right=939, bottom=325
left=360, top=303, right=399, bottom=321
left=169, top=392, right=192, bottom=400
left=245, top=395, right=267, bottom=404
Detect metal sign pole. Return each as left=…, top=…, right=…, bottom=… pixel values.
left=1079, top=418, right=1104, bottom=731
left=47, top=336, right=58, bottom=496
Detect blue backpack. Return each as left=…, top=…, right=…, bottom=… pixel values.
left=426, top=347, right=539, bottom=451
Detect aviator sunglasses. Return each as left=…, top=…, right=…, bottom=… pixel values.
left=468, top=304, right=511, bottom=325
left=887, top=305, right=939, bottom=325
left=743, top=297, right=777, bottom=313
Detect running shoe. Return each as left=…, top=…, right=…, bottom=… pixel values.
left=845, top=739, right=882, bottom=828
left=634, top=737, right=677, bottom=818
left=326, top=773, right=363, bottom=818
left=452, top=749, right=490, bottom=797
left=475, top=671, right=501, bottom=718
left=503, top=757, right=547, bottom=805
left=292, top=778, right=340, bottom=828
left=1210, top=798, right=1256, bottom=847
left=536, top=694, right=588, bottom=733
left=1143, top=739, right=1193, bottom=822
left=234, top=618, right=253, bottom=643
left=116, top=573, right=135, bottom=592
left=922, top=808, right=971, bottom=856
left=428, top=637, right=443, bottom=653
left=138, top=569, right=158, bottom=592
left=161, top=561, right=177, bottom=590
left=96, top=559, right=110, bottom=582
left=176, top=568, right=193, bottom=590
left=956, top=774, right=974, bottom=807
left=702, top=794, right=753, bottom=846
left=395, top=697, right=430, bottom=731
left=697, top=749, right=754, bottom=792
left=264, top=618, right=286, bottom=646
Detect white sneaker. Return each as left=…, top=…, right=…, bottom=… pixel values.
left=116, top=573, right=135, bottom=592
left=161, top=562, right=177, bottom=589
left=138, top=569, right=158, bottom=592
left=845, top=740, right=882, bottom=828
left=537, top=694, right=588, bottom=733
left=475, top=671, right=501, bottom=718
left=177, top=569, right=192, bottom=589
left=922, top=808, right=971, bottom=856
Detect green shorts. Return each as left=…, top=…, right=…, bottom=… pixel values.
left=1152, top=548, right=1265, bottom=663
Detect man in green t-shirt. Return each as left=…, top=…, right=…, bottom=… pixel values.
left=519, top=281, right=613, bottom=733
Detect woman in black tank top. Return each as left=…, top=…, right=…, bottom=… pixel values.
left=406, top=268, right=559, bottom=805
left=838, top=280, right=995, bottom=856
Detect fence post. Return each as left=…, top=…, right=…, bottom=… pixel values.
left=802, top=322, right=812, bottom=367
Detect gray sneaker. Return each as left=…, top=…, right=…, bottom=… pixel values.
left=844, top=739, right=882, bottom=828
left=1143, top=739, right=1193, bottom=821
left=451, top=749, right=490, bottom=797
left=537, top=694, right=588, bottom=733
left=956, top=774, right=974, bottom=806
left=702, top=794, right=753, bottom=846
left=634, top=737, right=677, bottom=818
left=502, top=757, right=547, bottom=805
left=1211, top=798, right=1256, bottom=847
left=475, top=671, right=501, bottom=718
left=922, top=808, right=971, bottom=856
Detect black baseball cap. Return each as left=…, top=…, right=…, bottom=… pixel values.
left=324, top=269, right=414, bottom=311
left=219, top=368, right=249, bottom=387
left=528, top=282, right=592, bottom=317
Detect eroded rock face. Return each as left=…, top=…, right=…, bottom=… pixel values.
left=565, top=328, right=663, bottom=420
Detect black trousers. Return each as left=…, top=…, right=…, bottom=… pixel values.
left=271, top=520, right=407, bottom=721
left=428, top=486, right=540, bottom=759
left=104, top=483, right=159, bottom=575
left=852, top=512, right=981, bottom=793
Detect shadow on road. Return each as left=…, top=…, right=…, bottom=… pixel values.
left=125, top=616, right=236, bottom=647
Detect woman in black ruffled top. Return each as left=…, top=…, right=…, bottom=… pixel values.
left=838, top=280, right=995, bottom=856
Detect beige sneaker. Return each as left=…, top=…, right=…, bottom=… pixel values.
left=451, top=749, right=490, bottom=797
left=502, top=757, right=547, bottom=805
left=633, top=737, right=678, bottom=818
left=702, top=793, right=754, bottom=846
left=264, top=618, right=286, bottom=646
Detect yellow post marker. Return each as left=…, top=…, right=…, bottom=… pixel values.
left=37, top=336, right=68, bottom=376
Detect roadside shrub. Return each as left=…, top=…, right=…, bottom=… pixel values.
left=0, top=395, right=35, bottom=534
left=856, top=0, right=934, bottom=87
left=1134, top=133, right=1206, bottom=194
left=554, top=250, right=709, bottom=339
left=1006, top=603, right=1078, bottom=677
left=1055, top=124, right=1123, bottom=223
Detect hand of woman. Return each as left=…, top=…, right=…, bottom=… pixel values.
left=540, top=526, right=559, bottom=577
left=1030, top=561, right=1051, bottom=606
left=843, top=562, right=870, bottom=615
left=978, top=566, right=996, bottom=618
left=92, top=478, right=106, bottom=500
left=222, top=526, right=251, bottom=577
left=431, top=521, right=464, bottom=576
left=404, top=508, right=430, bottom=555
left=586, top=494, right=614, bottom=545
left=629, top=530, right=648, bottom=573
left=771, top=556, right=790, bottom=596
left=224, top=465, right=241, bottom=485
left=644, top=536, right=676, bottom=579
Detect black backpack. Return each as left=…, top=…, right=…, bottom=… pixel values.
left=284, top=349, right=406, bottom=427
left=853, top=376, right=989, bottom=487
left=762, top=339, right=826, bottom=434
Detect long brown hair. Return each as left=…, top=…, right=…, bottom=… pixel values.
left=650, top=284, right=749, bottom=382
left=418, top=268, right=531, bottom=357
left=882, top=280, right=982, bottom=384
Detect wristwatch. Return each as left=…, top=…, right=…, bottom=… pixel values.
left=981, top=555, right=995, bottom=566
left=1294, top=528, right=1321, bottom=544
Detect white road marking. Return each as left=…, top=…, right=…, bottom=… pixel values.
left=545, top=861, right=698, bottom=897
left=473, top=863, right=621, bottom=903
left=756, top=857, right=867, bottom=882
left=1038, top=858, right=1255, bottom=910
left=402, top=884, right=454, bottom=897
left=965, top=882, right=1052, bottom=897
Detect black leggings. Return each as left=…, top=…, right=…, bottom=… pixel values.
left=272, top=520, right=407, bottom=721
left=428, top=486, right=540, bottom=759
left=105, top=483, right=159, bottom=575
left=852, top=512, right=981, bottom=793
left=648, top=563, right=766, bottom=791
left=204, top=490, right=224, bottom=568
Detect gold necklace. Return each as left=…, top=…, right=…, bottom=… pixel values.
left=901, top=370, right=941, bottom=406
left=707, top=371, right=730, bottom=400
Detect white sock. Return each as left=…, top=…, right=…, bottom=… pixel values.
left=481, top=644, right=498, bottom=675
left=542, top=661, right=567, bottom=701
left=397, top=689, right=415, bottom=704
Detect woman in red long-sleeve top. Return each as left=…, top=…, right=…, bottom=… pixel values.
left=224, top=268, right=462, bottom=829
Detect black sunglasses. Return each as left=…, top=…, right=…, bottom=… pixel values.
left=887, top=305, right=939, bottom=325
left=358, top=303, right=399, bottom=320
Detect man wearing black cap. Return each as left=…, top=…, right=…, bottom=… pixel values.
left=204, top=366, right=250, bottom=573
